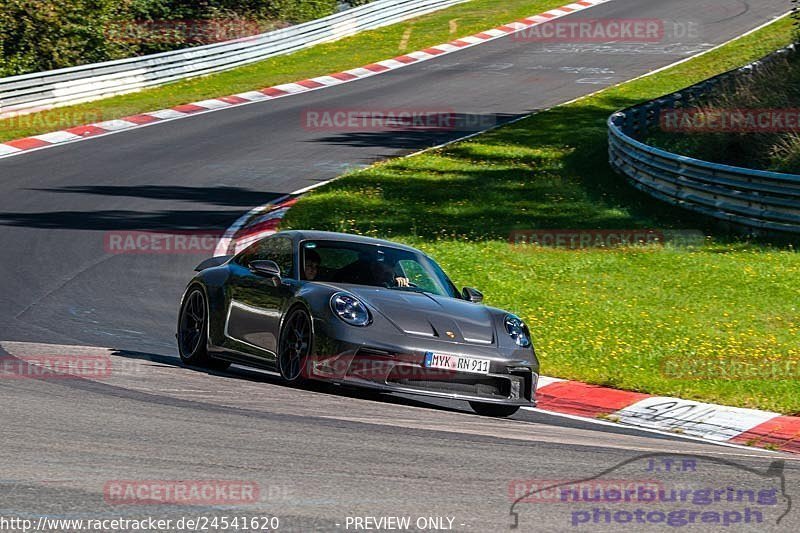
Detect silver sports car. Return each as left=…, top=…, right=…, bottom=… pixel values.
left=177, top=230, right=539, bottom=417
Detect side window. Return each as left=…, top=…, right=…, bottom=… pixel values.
left=265, top=237, right=294, bottom=278
left=300, top=243, right=358, bottom=282
left=236, top=237, right=295, bottom=278
left=235, top=241, right=260, bottom=267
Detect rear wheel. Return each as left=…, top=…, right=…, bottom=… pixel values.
left=177, top=287, right=230, bottom=370
left=278, top=307, right=313, bottom=383
left=469, top=402, right=520, bottom=418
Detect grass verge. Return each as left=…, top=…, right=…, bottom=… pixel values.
left=283, top=15, right=800, bottom=415
left=645, top=48, right=800, bottom=173
left=0, top=0, right=568, bottom=143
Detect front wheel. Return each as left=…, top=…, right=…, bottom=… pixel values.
left=278, top=307, right=313, bottom=383
left=177, top=287, right=230, bottom=370
left=469, top=402, right=520, bottom=418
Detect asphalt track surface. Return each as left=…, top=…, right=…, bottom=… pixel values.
left=1, top=0, right=798, bottom=531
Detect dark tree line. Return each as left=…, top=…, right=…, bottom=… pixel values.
left=0, top=0, right=369, bottom=77
left=794, top=0, right=800, bottom=41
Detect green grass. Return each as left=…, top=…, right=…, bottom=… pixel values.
left=0, top=0, right=568, bottom=142
left=283, top=15, right=800, bottom=415
left=645, top=46, right=800, bottom=174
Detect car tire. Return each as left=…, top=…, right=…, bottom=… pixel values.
left=177, top=286, right=230, bottom=371
left=469, top=402, right=520, bottom=418
left=278, top=307, right=313, bottom=384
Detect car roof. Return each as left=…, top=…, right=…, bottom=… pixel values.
left=275, top=230, right=421, bottom=253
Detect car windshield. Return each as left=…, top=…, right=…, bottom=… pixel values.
left=300, top=239, right=458, bottom=297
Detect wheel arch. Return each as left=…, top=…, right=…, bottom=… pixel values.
left=179, top=277, right=224, bottom=350
left=279, top=299, right=316, bottom=346
left=177, top=281, right=211, bottom=361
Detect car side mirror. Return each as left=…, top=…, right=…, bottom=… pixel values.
left=462, top=287, right=483, bottom=303
left=249, top=260, right=281, bottom=280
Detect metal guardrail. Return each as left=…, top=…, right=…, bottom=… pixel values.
left=608, top=43, right=800, bottom=235
left=0, top=0, right=467, bottom=118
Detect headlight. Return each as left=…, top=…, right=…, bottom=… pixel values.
left=331, top=292, right=371, bottom=327
left=504, top=314, right=531, bottom=347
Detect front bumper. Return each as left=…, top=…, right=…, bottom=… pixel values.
left=309, top=320, right=538, bottom=406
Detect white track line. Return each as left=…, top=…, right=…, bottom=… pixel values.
left=0, top=0, right=615, bottom=160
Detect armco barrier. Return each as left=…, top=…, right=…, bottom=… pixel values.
left=0, top=0, right=466, bottom=118
left=608, top=43, right=800, bottom=235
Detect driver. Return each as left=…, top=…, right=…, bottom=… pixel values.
left=370, top=258, right=410, bottom=288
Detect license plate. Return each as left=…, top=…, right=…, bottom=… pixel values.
left=424, top=352, right=491, bottom=374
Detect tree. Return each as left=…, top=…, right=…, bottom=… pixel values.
left=0, top=0, right=368, bottom=77
left=0, top=0, right=134, bottom=77
left=793, top=0, right=800, bottom=42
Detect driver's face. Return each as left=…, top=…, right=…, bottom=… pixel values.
left=304, top=261, right=319, bottom=280
left=371, top=260, right=393, bottom=280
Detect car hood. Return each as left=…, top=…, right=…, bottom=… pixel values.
left=342, top=285, right=496, bottom=345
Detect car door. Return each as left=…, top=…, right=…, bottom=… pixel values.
left=224, top=235, right=296, bottom=359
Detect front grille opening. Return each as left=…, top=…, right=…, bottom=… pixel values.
left=356, top=347, right=394, bottom=357
left=509, top=368, right=534, bottom=402
left=387, top=370, right=511, bottom=399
